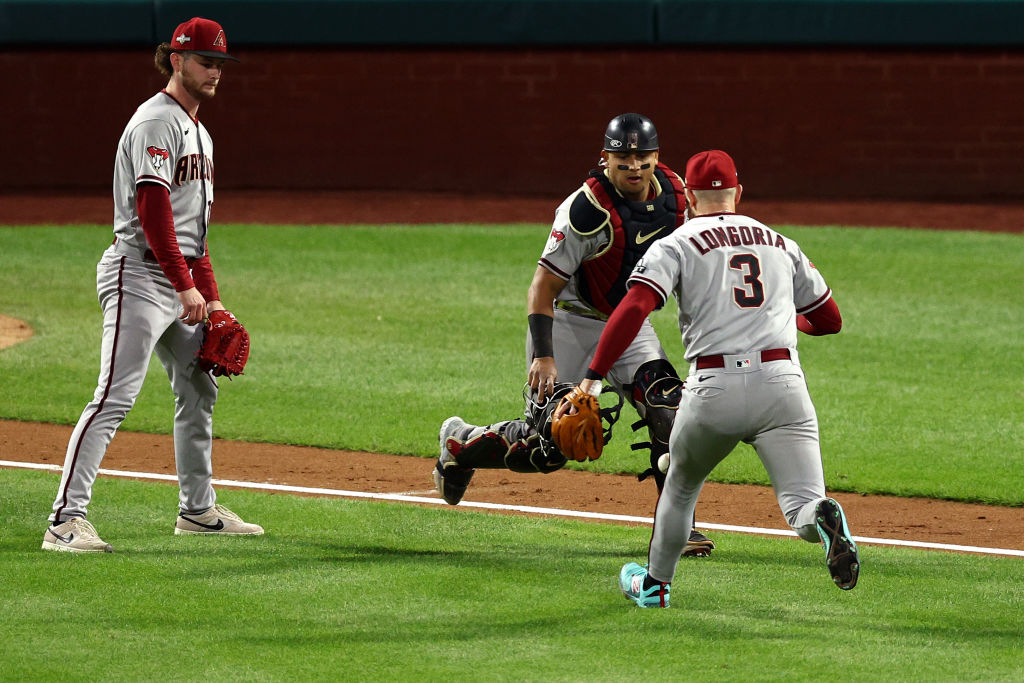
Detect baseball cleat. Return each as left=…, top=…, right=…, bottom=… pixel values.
left=175, top=504, right=264, bottom=535
left=683, top=529, right=715, bottom=558
left=42, top=517, right=114, bottom=553
left=815, top=497, right=859, bottom=590
left=433, top=416, right=475, bottom=505
left=619, top=562, right=670, bottom=608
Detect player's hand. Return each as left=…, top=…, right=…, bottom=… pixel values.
left=528, top=356, right=558, bottom=402
left=177, top=287, right=208, bottom=326
left=553, top=379, right=601, bottom=419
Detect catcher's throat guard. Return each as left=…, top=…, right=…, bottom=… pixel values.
left=523, top=382, right=623, bottom=462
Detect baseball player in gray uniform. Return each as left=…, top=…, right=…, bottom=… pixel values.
left=42, top=17, right=262, bottom=553
left=434, top=114, right=713, bottom=556
left=564, top=150, right=859, bottom=606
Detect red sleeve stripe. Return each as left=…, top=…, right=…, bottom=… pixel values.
left=628, top=275, right=668, bottom=307
left=137, top=175, right=171, bottom=190
left=538, top=258, right=571, bottom=280
left=797, top=288, right=832, bottom=315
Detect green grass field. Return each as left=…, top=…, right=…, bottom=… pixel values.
left=1, top=222, right=1022, bottom=680
left=2, top=469, right=1022, bottom=680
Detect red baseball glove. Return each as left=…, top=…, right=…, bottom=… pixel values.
left=197, top=310, right=250, bottom=377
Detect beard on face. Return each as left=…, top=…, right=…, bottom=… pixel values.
left=181, top=67, right=217, bottom=101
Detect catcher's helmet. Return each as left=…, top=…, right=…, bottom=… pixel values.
left=603, top=113, right=659, bottom=152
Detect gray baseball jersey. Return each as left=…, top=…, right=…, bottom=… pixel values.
left=531, top=181, right=669, bottom=388
left=630, top=211, right=830, bottom=361
left=113, top=91, right=214, bottom=259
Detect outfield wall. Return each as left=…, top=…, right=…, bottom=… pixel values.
left=6, top=46, right=1023, bottom=202
left=3, top=1, right=1023, bottom=202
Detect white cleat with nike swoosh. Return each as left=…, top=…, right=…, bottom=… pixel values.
left=42, top=517, right=114, bottom=553
left=174, top=504, right=264, bottom=536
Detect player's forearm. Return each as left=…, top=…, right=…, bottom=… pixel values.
left=797, top=297, right=842, bottom=335
left=137, top=183, right=195, bottom=292
left=586, top=283, right=659, bottom=379
left=526, top=266, right=568, bottom=357
left=189, top=249, right=221, bottom=303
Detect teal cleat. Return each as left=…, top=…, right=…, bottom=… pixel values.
left=815, top=498, right=860, bottom=590
left=619, top=562, right=670, bottom=608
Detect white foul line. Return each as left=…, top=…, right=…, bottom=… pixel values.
left=4, top=459, right=1022, bottom=558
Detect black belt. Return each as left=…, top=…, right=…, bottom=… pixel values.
left=695, top=348, right=791, bottom=370
left=143, top=249, right=199, bottom=268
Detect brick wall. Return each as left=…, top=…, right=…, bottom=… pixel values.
left=5, top=47, right=1023, bottom=201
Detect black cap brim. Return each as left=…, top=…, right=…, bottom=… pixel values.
left=178, top=49, right=239, bottom=62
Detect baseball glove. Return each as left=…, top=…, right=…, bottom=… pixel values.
left=550, top=386, right=604, bottom=462
left=197, top=310, right=250, bottom=377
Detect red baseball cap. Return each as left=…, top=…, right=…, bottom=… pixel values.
left=685, top=150, right=739, bottom=190
left=170, top=17, right=239, bottom=62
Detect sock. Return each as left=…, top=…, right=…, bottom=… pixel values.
left=643, top=573, right=668, bottom=590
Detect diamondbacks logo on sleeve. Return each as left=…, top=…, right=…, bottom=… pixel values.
left=146, top=146, right=169, bottom=170
left=544, top=229, right=565, bottom=254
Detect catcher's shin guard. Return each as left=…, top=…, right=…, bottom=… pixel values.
left=445, top=419, right=566, bottom=474
left=627, top=360, right=683, bottom=493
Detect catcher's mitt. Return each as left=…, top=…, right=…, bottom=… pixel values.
left=197, top=310, right=250, bottom=377
left=550, top=386, right=604, bottom=462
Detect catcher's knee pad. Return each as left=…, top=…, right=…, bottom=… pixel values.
left=626, top=359, right=683, bottom=490
left=450, top=423, right=515, bottom=470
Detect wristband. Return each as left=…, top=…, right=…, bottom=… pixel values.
left=528, top=313, right=554, bottom=358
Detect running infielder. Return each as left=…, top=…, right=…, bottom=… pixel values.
left=563, top=150, right=860, bottom=606
left=434, top=113, right=714, bottom=556
left=42, top=17, right=262, bottom=553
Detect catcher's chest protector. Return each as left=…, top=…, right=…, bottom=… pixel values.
left=575, top=164, right=686, bottom=315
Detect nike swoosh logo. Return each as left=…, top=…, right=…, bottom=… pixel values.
left=636, top=227, right=666, bottom=245
left=50, top=529, right=74, bottom=543
left=698, top=375, right=713, bottom=382
left=179, top=515, right=225, bottom=531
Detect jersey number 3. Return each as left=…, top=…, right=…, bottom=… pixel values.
left=730, top=254, right=765, bottom=307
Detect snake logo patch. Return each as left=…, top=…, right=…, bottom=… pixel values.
left=544, top=229, right=566, bottom=254
left=147, top=146, right=169, bottom=170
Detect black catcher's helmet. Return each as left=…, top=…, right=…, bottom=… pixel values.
left=603, top=113, right=659, bottom=153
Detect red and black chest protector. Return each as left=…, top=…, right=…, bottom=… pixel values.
left=572, top=163, right=687, bottom=316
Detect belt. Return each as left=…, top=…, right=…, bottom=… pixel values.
left=695, top=348, right=791, bottom=370
left=142, top=249, right=199, bottom=268
left=555, top=300, right=609, bottom=322
left=112, top=239, right=199, bottom=267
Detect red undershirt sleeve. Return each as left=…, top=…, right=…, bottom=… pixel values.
left=587, top=283, right=661, bottom=378
left=189, top=249, right=220, bottom=303
left=137, top=183, right=195, bottom=293
left=797, top=296, right=842, bottom=335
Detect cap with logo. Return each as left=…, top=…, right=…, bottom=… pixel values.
left=685, top=150, right=738, bottom=190
left=170, top=17, right=239, bottom=62
left=603, top=113, right=659, bottom=152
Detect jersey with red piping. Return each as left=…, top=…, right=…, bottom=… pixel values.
left=572, top=163, right=686, bottom=316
